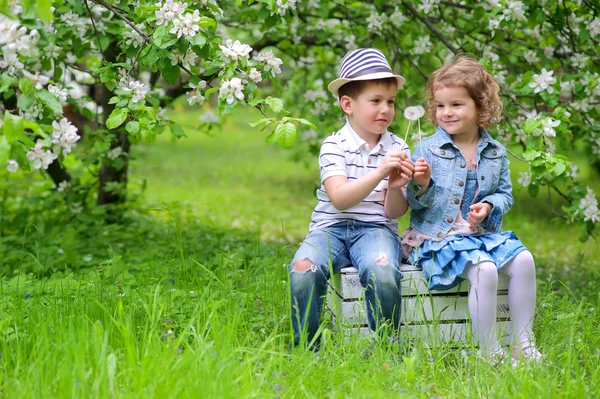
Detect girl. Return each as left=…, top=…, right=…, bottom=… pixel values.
left=403, top=55, right=542, bottom=364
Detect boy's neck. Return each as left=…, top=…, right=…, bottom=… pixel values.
left=348, top=120, right=382, bottom=150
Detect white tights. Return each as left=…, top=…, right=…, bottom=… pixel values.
left=462, top=250, right=537, bottom=353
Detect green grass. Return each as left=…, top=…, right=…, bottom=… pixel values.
left=0, top=106, right=599, bottom=397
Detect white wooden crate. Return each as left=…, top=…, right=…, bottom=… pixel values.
left=326, top=264, right=512, bottom=345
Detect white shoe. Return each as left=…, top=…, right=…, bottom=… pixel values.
left=513, top=345, right=543, bottom=362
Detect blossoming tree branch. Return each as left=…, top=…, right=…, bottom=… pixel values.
left=0, top=0, right=599, bottom=239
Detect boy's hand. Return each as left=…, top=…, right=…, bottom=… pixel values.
left=412, top=158, right=431, bottom=188
left=377, top=150, right=406, bottom=179
left=467, top=202, right=493, bottom=227
left=388, top=159, right=415, bottom=189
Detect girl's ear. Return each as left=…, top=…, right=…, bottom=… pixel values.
left=339, top=95, right=353, bottom=115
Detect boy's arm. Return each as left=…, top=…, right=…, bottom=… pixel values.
left=324, top=150, right=406, bottom=211
left=383, top=158, right=415, bottom=219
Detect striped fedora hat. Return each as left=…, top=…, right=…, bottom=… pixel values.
left=327, top=48, right=405, bottom=97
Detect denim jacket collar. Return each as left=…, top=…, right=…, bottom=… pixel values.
left=429, top=126, right=500, bottom=152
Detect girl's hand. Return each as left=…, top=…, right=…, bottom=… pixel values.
left=388, top=159, right=415, bottom=189
left=467, top=202, right=493, bottom=227
left=412, top=158, right=431, bottom=188
left=377, top=150, right=406, bottom=179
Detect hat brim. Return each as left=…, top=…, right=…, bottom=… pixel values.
left=327, top=72, right=406, bottom=97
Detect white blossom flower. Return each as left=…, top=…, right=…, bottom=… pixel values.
left=124, top=24, right=146, bottom=48
left=200, top=109, right=219, bottom=124
left=567, top=164, right=579, bottom=180
left=26, top=140, right=57, bottom=169
left=517, top=172, right=531, bottom=187
left=57, top=180, right=69, bottom=191
left=107, top=146, right=124, bottom=160
left=51, top=118, right=81, bottom=155
left=541, top=118, right=560, bottom=137
left=404, top=106, right=425, bottom=121
left=48, top=83, right=68, bottom=103
left=0, top=51, right=24, bottom=74
left=503, top=1, right=526, bottom=21
left=588, top=17, right=600, bottom=38
left=249, top=68, right=262, bottom=83
left=22, top=70, right=49, bottom=90
left=121, top=80, right=149, bottom=103
left=170, top=10, right=201, bottom=38
left=412, top=35, right=432, bottom=55
left=524, top=109, right=540, bottom=120
left=523, top=50, right=539, bottom=64
left=60, top=11, right=80, bottom=27
left=543, top=46, right=554, bottom=58
left=571, top=53, right=589, bottom=69
left=529, top=68, right=556, bottom=94
left=273, top=0, right=297, bottom=16
left=571, top=99, right=592, bottom=112
left=390, top=8, right=407, bottom=28
left=418, top=0, right=438, bottom=14
left=219, top=78, right=244, bottom=104
left=6, top=159, right=18, bottom=173
left=219, top=39, right=252, bottom=62
left=366, top=11, right=385, bottom=32
left=304, top=88, right=327, bottom=102
left=181, top=50, right=198, bottom=69
left=44, top=43, right=61, bottom=59
left=579, top=187, right=600, bottom=223
left=155, top=0, right=187, bottom=26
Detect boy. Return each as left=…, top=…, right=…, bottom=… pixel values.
left=289, top=48, right=414, bottom=348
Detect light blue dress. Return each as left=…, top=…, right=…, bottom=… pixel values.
left=408, top=169, right=527, bottom=290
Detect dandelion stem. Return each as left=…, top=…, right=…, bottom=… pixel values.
left=418, top=118, right=423, bottom=155
left=404, top=121, right=411, bottom=144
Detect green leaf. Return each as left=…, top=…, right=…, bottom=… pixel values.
left=158, top=58, right=180, bottom=85
left=189, top=33, right=207, bottom=47
left=34, top=0, right=54, bottom=22
left=3, top=112, right=24, bottom=143
left=528, top=184, right=539, bottom=198
left=551, top=162, right=566, bottom=176
left=152, top=25, right=178, bottom=49
left=125, top=120, right=140, bottom=135
left=168, top=122, right=186, bottom=138
left=17, top=92, right=35, bottom=111
left=265, top=96, right=283, bottom=113
left=265, top=132, right=276, bottom=145
left=106, top=108, right=128, bottom=129
left=18, top=78, right=34, bottom=94
left=296, top=118, right=317, bottom=129
left=275, top=122, right=296, bottom=148
left=0, top=74, right=17, bottom=93
left=198, top=17, right=216, bottom=29
left=37, top=90, right=63, bottom=115
left=249, top=118, right=274, bottom=128
left=522, top=118, right=542, bottom=136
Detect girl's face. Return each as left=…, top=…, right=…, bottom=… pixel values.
left=433, top=86, right=479, bottom=139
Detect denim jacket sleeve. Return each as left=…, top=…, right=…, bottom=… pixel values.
left=406, top=144, right=437, bottom=210
left=479, top=155, right=514, bottom=232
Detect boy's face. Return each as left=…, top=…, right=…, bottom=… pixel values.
left=341, top=82, right=396, bottom=140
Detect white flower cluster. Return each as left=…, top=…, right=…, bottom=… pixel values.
left=529, top=68, right=556, bottom=94
left=541, top=118, right=560, bottom=138
left=488, top=1, right=527, bottom=36
left=199, top=109, right=219, bottom=124
left=118, top=72, right=149, bottom=103
left=107, top=146, right=125, bottom=160
left=6, top=159, right=18, bottom=173
left=26, top=140, right=58, bottom=170
left=49, top=83, right=68, bottom=103
left=254, top=50, right=283, bottom=77
left=219, top=78, right=244, bottom=104
left=579, top=187, right=600, bottom=223
left=517, top=171, right=531, bottom=187
left=124, top=23, right=146, bottom=48
left=0, top=15, right=39, bottom=74
left=418, top=0, right=438, bottom=14
left=186, top=80, right=206, bottom=106
left=155, top=0, right=187, bottom=26
left=169, top=49, right=198, bottom=69
left=219, top=39, right=252, bottom=62
left=171, top=9, right=201, bottom=38
left=51, top=118, right=81, bottom=155
left=412, top=36, right=432, bottom=55
left=274, top=0, right=298, bottom=16
left=366, top=11, right=385, bottom=32
left=588, top=17, right=600, bottom=38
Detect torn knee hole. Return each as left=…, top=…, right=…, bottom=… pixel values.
left=293, top=259, right=317, bottom=272
left=375, top=256, right=390, bottom=266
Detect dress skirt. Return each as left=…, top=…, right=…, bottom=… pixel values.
left=408, top=231, right=527, bottom=291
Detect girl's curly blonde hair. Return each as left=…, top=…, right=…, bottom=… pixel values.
left=425, top=55, right=503, bottom=129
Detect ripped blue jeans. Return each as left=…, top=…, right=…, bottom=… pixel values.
left=289, top=220, right=403, bottom=347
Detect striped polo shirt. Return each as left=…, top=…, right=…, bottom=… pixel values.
left=308, top=122, right=411, bottom=232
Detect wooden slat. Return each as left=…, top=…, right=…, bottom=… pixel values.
left=333, top=265, right=509, bottom=300
left=347, top=321, right=513, bottom=345
left=332, top=295, right=510, bottom=325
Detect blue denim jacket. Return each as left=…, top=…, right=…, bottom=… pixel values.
left=406, top=126, right=513, bottom=238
